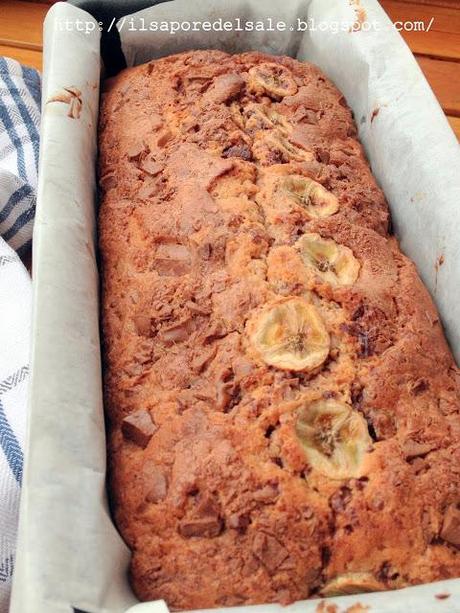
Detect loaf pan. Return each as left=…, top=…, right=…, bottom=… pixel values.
left=11, top=1, right=460, bottom=612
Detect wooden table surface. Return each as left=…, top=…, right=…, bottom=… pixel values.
left=1, top=0, right=459, bottom=140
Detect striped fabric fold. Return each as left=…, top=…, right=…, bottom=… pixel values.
left=0, top=57, right=40, bottom=253
left=0, top=56, right=38, bottom=612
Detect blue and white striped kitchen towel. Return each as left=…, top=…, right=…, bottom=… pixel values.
left=0, top=56, right=39, bottom=612
left=0, top=57, right=39, bottom=256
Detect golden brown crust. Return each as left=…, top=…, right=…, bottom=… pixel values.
left=98, top=50, right=460, bottom=610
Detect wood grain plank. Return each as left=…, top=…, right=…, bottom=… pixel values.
left=380, top=0, right=460, bottom=61
left=0, top=1, right=49, bottom=50
left=389, top=0, right=460, bottom=7
left=1, top=2, right=459, bottom=128
left=447, top=116, right=460, bottom=140
left=418, top=56, right=460, bottom=116
left=0, top=44, right=42, bottom=70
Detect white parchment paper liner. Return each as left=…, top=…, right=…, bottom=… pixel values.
left=11, top=4, right=136, bottom=613
left=11, top=0, right=460, bottom=612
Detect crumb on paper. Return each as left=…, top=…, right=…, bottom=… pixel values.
left=315, top=601, right=369, bottom=613
left=434, top=254, right=445, bottom=293
left=346, top=603, right=370, bottom=612
left=435, top=593, right=450, bottom=600
left=370, top=108, right=380, bottom=123
left=46, top=86, right=82, bottom=119
left=316, top=601, right=338, bottom=613
left=349, top=0, right=367, bottom=32
left=435, top=254, right=445, bottom=274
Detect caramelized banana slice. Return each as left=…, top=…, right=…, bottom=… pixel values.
left=321, top=573, right=384, bottom=597
left=282, top=176, right=339, bottom=218
left=296, top=399, right=371, bottom=479
left=296, top=233, right=360, bottom=286
left=245, top=103, right=291, bottom=135
left=248, top=63, right=298, bottom=98
left=248, top=297, right=330, bottom=371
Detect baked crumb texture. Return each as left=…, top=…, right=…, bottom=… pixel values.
left=98, top=50, right=460, bottom=610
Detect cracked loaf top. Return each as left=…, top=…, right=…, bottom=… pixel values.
left=98, top=50, right=460, bottom=610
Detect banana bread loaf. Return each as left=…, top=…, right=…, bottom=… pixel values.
left=98, top=50, right=460, bottom=610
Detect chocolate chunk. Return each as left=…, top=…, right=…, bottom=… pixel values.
left=329, top=486, right=352, bottom=513
left=179, top=492, right=223, bottom=537
left=370, top=496, right=385, bottom=511
left=302, top=505, right=314, bottom=520
left=340, top=322, right=373, bottom=358
left=154, top=243, right=191, bottom=277
left=409, top=379, right=429, bottom=396
left=157, top=130, right=173, bottom=147
left=293, top=107, right=318, bottom=125
left=99, top=171, right=117, bottom=191
left=252, top=484, right=279, bottom=504
left=354, top=476, right=369, bottom=490
left=168, top=142, right=233, bottom=189
left=232, top=357, right=254, bottom=379
left=204, top=320, right=227, bottom=342
left=193, top=388, right=215, bottom=403
left=252, top=533, right=289, bottom=573
left=186, top=300, right=211, bottom=316
left=196, top=493, right=221, bottom=518
left=216, top=594, right=247, bottom=607
left=191, top=346, right=217, bottom=373
left=366, top=408, right=395, bottom=440
left=136, top=183, right=157, bottom=200
left=161, top=318, right=194, bottom=344
left=127, top=142, right=146, bottom=161
left=133, top=314, right=152, bottom=337
left=266, top=149, right=285, bottom=165
left=209, top=271, right=230, bottom=293
left=228, top=512, right=251, bottom=532
left=321, top=545, right=331, bottom=566
left=140, top=158, right=163, bottom=176
left=352, top=304, right=366, bottom=320
left=156, top=242, right=191, bottom=261
left=288, top=125, right=318, bottom=152
left=214, top=367, right=237, bottom=412
left=154, top=258, right=191, bottom=276
left=350, top=383, right=364, bottom=410
left=377, top=561, right=400, bottom=583
left=205, top=73, right=245, bottom=105
left=402, top=439, right=436, bottom=460
left=441, top=505, right=460, bottom=548
left=222, top=144, right=253, bottom=161
left=315, top=147, right=330, bottom=164
left=179, top=517, right=223, bottom=538
left=143, top=463, right=168, bottom=503
left=121, top=409, right=157, bottom=448
left=216, top=379, right=235, bottom=411
left=198, top=242, right=212, bottom=260
left=422, top=508, right=437, bottom=543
